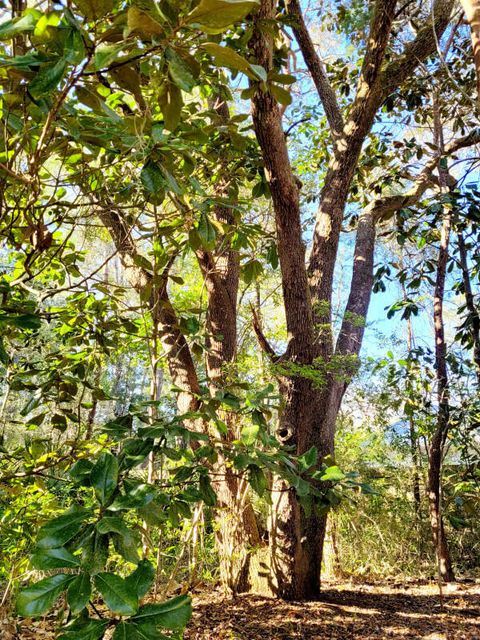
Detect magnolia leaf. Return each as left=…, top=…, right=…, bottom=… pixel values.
left=131, top=595, right=192, bottom=630
left=30, top=546, right=80, bottom=570
left=269, top=83, right=292, bottom=106
left=94, top=43, right=124, bottom=70
left=240, top=424, right=259, bottom=446
left=196, top=213, right=216, bottom=250
left=141, top=161, right=165, bottom=194
left=58, top=618, right=109, bottom=640
left=157, top=81, right=183, bottom=131
left=127, top=7, right=163, bottom=38
left=0, top=13, right=38, bottom=40
left=73, top=0, right=113, bottom=20
left=320, top=465, right=345, bottom=482
left=67, top=573, right=91, bottom=614
left=37, top=508, right=90, bottom=549
left=298, top=446, right=318, bottom=472
left=201, top=42, right=254, bottom=78
left=29, top=58, right=67, bottom=99
left=90, top=452, right=118, bottom=505
left=241, top=259, right=263, bottom=285
left=166, top=47, right=196, bottom=92
left=186, top=0, right=259, bottom=34
left=248, top=464, right=267, bottom=497
left=17, top=574, right=74, bottom=618
left=126, top=560, right=155, bottom=599
left=199, top=475, right=216, bottom=506
left=94, top=573, right=138, bottom=616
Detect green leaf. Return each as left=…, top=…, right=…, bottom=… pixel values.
left=58, top=618, right=109, bottom=640
left=158, top=81, right=183, bottom=131
left=112, top=622, right=138, bottom=640
left=249, top=63, right=267, bottom=82
left=67, top=573, right=92, bottom=614
left=131, top=595, right=192, bottom=630
left=17, top=574, right=74, bottom=618
left=320, top=465, right=345, bottom=482
left=240, top=424, right=259, bottom=446
left=102, top=414, right=133, bottom=436
left=94, top=43, right=124, bottom=71
left=141, top=161, right=165, bottom=194
left=132, top=624, right=168, bottom=640
left=0, top=338, right=8, bottom=365
left=133, top=254, right=154, bottom=272
left=0, top=13, right=38, bottom=40
left=127, top=7, right=163, bottom=38
left=201, top=42, right=254, bottom=78
left=269, top=84, right=292, bottom=106
left=37, top=508, right=89, bottom=549
left=166, top=47, right=196, bottom=92
left=29, top=58, right=68, bottom=99
left=96, top=516, right=134, bottom=537
left=298, top=446, right=318, bottom=472
left=126, top=560, right=155, bottom=600
left=90, top=452, right=118, bottom=505
left=112, top=532, right=140, bottom=565
left=0, top=313, right=41, bottom=329
left=186, top=0, right=259, bottom=34
left=197, top=213, right=216, bottom=251
left=248, top=464, right=267, bottom=497
left=52, top=413, right=68, bottom=431
left=109, top=484, right=155, bottom=511
left=73, top=0, right=113, bottom=20
left=199, top=474, right=217, bottom=506
left=94, top=573, right=138, bottom=616
left=242, top=259, right=263, bottom=285
left=30, top=546, right=81, bottom=570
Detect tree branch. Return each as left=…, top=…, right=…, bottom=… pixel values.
left=97, top=206, right=201, bottom=414
left=250, top=0, right=315, bottom=361
left=285, top=0, right=344, bottom=142
left=250, top=303, right=279, bottom=361
left=380, top=0, right=456, bottom=98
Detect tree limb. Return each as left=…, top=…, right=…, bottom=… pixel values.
left=285, top=0, right=344, bottom=142
left=250, top=303, right=279, bottom=361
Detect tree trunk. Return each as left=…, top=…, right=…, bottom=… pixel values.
left=427, top=433, right=455, bottom=582
left=429, top=110, right=455, bottom=580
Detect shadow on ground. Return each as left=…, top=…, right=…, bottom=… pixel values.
left=184, top=582, right=480, bottom=639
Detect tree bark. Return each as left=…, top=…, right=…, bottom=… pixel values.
left=460, top=0, right=480, bottom=100
left=457, top=229, right=480, bottom=382
left=429, top=107, right=455, bottom=581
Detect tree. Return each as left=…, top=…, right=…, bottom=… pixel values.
left=244, top=0, right=474, bottom=598
left=1, top=0, right=480, bottom=607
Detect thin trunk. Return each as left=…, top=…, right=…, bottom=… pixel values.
left=197, top=97, right=261, bottom=594
left=86, top=367, right=102, bottom=440
left=428, top=104, right=455, bottom=582
left=457, top=229, right=480, bottom=382
left=401, top=266, right=422, bottom=520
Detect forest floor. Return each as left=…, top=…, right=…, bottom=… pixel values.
left=3, top=580, right=480, bottom=640
left=184, top=580, right=480, bottom=640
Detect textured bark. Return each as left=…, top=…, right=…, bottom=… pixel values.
left=428, top=103, right=455, bottom=583
left=247, top=0, right=458, bottom=599
left=97, top=208, right=201, bottom=417
left=197, top=98, right=261, bottom=594
left=458, top=230, right=480, bottom=382
left=308, top=0, right=455, bottom=335
left=429, top=210, right=455, bottom=583
left=460, top=0, right=480, bottom=100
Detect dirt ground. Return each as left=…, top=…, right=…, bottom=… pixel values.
left=3, top=580, right=480, bottom=639
left=184, top=581, right=480, bottom=640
